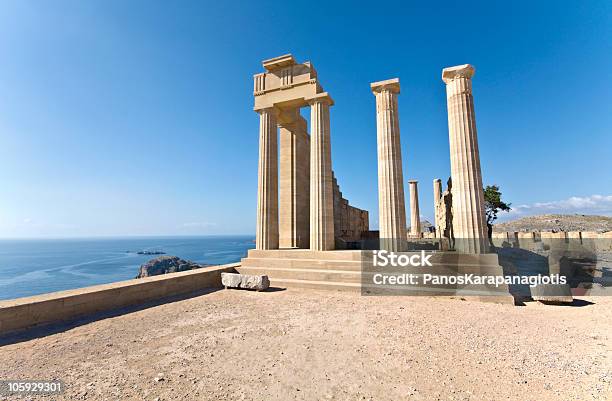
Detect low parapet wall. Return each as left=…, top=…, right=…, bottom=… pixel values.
left=0, top=263, right=239, bottom=336
left=492, top=231, right=612, bottom=239
left=491, top=231, right=612, bottom=251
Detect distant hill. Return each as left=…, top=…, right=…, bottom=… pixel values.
left=493, top=214, right=612, bottom=233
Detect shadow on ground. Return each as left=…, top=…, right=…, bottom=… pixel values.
left=539, top=299, right=595, bottom=307
left=0, top=286, right=286, bottom=347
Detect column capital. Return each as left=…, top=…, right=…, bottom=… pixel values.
left=371, top=78, right=400, bottom=94
left=305, top=92, right=334, bottom=106
left=408, top=180, right=418, bottom=184
left=442, top=64, right=475, bottom=84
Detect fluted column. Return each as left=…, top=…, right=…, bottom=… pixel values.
left=442, top=64, right=488, bottom=254
left=255, top=107, right=279, bottom=250
left=371, top=78, right=407, bottom=251
left=408, top=180, right=421, bottom=237
left=433, top=178, right=442, bottom=238
left=279, top=108, right=310, bottom=249
left=307, top=93, right=335, bottom=251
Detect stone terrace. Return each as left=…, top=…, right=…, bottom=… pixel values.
left=1, top=289, right=610, bottom=400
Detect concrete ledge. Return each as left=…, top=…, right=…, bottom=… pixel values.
left=0, top=263, right=239, bottom=336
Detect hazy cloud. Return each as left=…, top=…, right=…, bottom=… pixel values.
left=180, top=222, right=217, bottom=229
left=502, top=195, right=612, bottom=220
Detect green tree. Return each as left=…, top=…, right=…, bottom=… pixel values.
left=484, top=185, right=511, bottom=241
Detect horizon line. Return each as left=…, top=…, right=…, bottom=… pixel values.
left=0, top=234, right=256, bottom=241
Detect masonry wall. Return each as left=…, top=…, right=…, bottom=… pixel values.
left=491, top=231, right=612, bottom=251
left=332, top=174, right=369, bottom=242
left=0, top=263, right=239, bottom=336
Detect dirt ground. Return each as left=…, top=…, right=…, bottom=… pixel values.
left=0, top=289, right=610, bottom=401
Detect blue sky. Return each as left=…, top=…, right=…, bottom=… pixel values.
left=0, top=0, right=610, bottom=238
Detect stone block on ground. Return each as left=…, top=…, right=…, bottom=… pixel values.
left=531, top=283, right=573, bottom=304
left=221, top=273, right=270, bottom=291
left=221, top=273, right=242, bottom=288
left=239, top=274, right=270, bottom=291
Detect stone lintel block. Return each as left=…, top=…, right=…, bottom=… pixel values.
left=305, top=92, right=334, bottom=106
left=370, top=78, right=400, bottom=94
left=262, top=54, right=296, bottom=71
left=442, top=64, right=475, bottom=83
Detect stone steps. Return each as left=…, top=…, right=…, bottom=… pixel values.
left=239, top=250, right=515, bottom=303
left=241, top=257, right=362, bottom=271
left=241, top=257, right=504, bottom=275
left=246, top=249, right=503, bottom=266
left=246, top=249, right=363, bottom=261
left=268, top=278, right=362, bottom=292
left=238, top=266, right=362, bottom=283
left=240, top=251, right=363, bottom=291
left=239, top=265, right=503, bottom=291
left=266, top=278, right=502, bottom=296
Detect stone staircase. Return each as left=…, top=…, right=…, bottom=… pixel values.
left=238, top=249, right=363, bottom=292
left=238, top=249, right=515, bottom=303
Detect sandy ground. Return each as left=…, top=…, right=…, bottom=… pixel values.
left=0, top=289, right=610, bottom=401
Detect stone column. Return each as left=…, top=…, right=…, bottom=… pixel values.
left=433, top=178, right=442, bottom=238
left=279, top=108, right=310, bottom=249
left=255, top=107, right=279, bottom=250
left=307, top=93, right=335, bottom=251
left=408, top=180, right=421, bottom=237
left=442, top=65, right=488, bottom=253
left=371, top=78, right=407, bottom=251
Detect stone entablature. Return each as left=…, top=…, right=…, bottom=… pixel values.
left=254, top=54, right=323, bottom=111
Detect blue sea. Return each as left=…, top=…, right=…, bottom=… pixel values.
left=0, top=236, right=255, bottom=301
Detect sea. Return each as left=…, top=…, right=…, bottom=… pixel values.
left=0, top=236, right=255, bottom=301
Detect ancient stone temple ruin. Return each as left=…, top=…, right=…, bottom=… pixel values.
left=252, top=54, right=368, bottom=251
left=240, top=54, right=512, bottom=303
